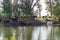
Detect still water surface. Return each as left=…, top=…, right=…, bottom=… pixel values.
left=0, top=24, right=60, bottom=40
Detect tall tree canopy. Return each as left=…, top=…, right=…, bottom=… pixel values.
left=46, top=0, right=60, bottom=20
left=3, top=0, right=12, bottom=18
left=2, top=0, right=41, bottom=18
left=18, top=0, right=40, bottom=17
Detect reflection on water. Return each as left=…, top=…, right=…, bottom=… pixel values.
left=31, top=26, right=52, bottom=40
left=31, top=27, right=40, bottom=40
left=0, top=26, right=4, bottom=40
left=0, top=24, right=60, bottom=40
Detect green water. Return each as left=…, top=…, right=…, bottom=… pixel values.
left=0, top=24, right=60, bottom=40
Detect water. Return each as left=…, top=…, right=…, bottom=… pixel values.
left=0, top=24, right=60, bottom=40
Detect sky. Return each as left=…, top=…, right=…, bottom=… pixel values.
left=0, top=0, right=3, bottom=5
left=40, top=0, right=50, bottom=16
left=34, top=0, right=50, bottom=16
left=0, top=0, right=3, bottom=11
left=40, top=0, right=47, bottom=16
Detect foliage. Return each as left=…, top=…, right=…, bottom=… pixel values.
left=2, top=0, right=12, bottom=18
left=53, top=0, right=60, bottom=18
left=19, top=0, right=40, bottom=16
left=46, top=0, right=60, bottom=20
left=2, top=0, right=41, bottom=18
left=2, top=0, right=20, bottom=18
left=20, top=3, right=33, bottom=16
left=12, top=0, right=20, bottom=18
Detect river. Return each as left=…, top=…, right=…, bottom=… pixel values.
left=0, top=23, right=60, bottom=40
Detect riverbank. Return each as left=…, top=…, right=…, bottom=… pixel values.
left=52, top=20, right=60, bottom=24
left=0, top=19, right=47, bottom=26
left=53, top=24, right=60, bottom=26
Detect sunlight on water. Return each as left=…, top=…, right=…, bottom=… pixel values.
left=40, top=27, right=49, bottom=40
left=31, top=27, right=40, bottom=40
left=0, top=32, right=4, bottom=40
left=10, top=27, right=16, bottom=40
left=18, top=27, right=27, bottom=40
left=31, top=25, right=52, bottom=40
left=0, top=27, right=4, bottom=40
left=40, top=26, right=51, bottom=40
left=18, top=27, right=23, bottom=40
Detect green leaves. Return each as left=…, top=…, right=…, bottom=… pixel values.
left=46, top=0, right=60, bottom=19
left=3, top=0, right=11, bottom=13
left=2, top=0, right=12, bottom=19
left=20, top=1, right=34, bottom=16
left=52, top=0, right=60, bottom=17
left=2, top=0, right=40, bottom=18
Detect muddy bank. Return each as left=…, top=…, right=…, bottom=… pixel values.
left=53, top=21, right=60, bottom=24
left=0, top=18, right=47, bottom=26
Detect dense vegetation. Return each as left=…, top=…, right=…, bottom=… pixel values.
left=1, top=0, right=40, bottom=19
left=46, top=0, right=60, bottom=21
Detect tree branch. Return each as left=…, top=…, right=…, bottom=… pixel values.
left=31, top=0, right=39, bottom=9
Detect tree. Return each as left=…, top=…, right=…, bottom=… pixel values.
left=2, top=0, right=41, bottom=18
left=18, top=0, right=40, bottom=17
left=53, top=0, right=60, bottom=19
left=46, top=0, right=60, bottom=20
left=11, top=0, right=20, bottom=18
left=2, top=0, right=20, bottom=18
left=46, top=0, right=53, bottom=16
left=3, top=0, right=12, bottom=18
left=37, top=0, right=41, bottom=18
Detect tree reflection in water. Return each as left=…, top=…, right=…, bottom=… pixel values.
left=0, top=25, right=60, bottom=40
left=0, top=26, right=4, bottom=40
left=31, top=26, right=51, bottom=40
